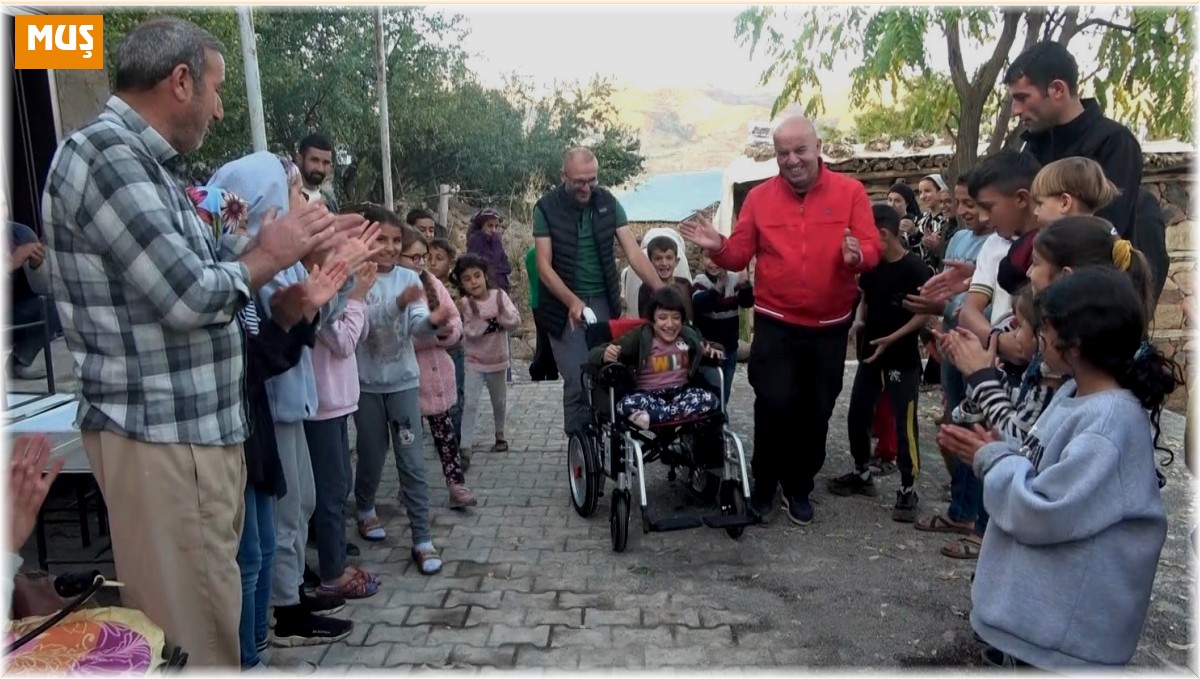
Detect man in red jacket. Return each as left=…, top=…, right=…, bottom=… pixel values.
left=682, top=116, right=880, bottom=526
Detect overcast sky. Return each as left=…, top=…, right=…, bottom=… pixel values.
left=449, top=5, right=783, bottom=93
left=447, top=5, right=1111, bottom=99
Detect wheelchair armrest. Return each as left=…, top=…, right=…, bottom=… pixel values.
left=589, top=362, right=634, bottom=389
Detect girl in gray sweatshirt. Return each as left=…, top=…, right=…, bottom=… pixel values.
left=948, top=268, right=1181, bottom=668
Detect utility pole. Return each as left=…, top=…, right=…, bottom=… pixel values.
left=237, top=7, right=267, bottom=152
left=375, top=6, right=394, bottom=208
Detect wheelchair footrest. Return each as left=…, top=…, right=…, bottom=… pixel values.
left=646, top=515, right=704, bottom=532
left=700, top=513, right=757, bottom=529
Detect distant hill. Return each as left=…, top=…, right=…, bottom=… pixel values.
left=609, top=83, right=856, bottom=182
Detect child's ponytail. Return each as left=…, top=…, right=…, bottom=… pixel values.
left=1117, top=340, right=1185, bottom=464
left=1039, top=267, right=1185, bottom=465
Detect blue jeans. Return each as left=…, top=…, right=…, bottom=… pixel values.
left=947, top=460, right=978, bottom=523
left=701, top=353, right=738, bottom=406
left=237, top=484, right=275, bottom=669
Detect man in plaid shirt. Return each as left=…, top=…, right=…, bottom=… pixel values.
left=42, top=17, right=344, bottom=667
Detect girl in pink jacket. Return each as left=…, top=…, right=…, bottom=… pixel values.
left=401, top=233, right=477, bottom=509
left=452, top=254, right=521, bottom=461
left=305, top=263, right=381, bottom=598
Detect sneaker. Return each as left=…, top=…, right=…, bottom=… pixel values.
left=7, top=355, right=45, bottom=380
left=782, top=496, right=814, bottom=526
left=827, top=470, right=878, bottom=497
left=448, top=483, right=478, bottom=509
left=892, top=488, right=920, bottom=523
left=299, top=590, right=345, bottom=616
left=951, top=403, right=985, bottom=425
left=270, top=609, right=353, bottom=648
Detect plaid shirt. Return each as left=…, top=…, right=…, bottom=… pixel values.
left=43, top=96, right=252, bottom=446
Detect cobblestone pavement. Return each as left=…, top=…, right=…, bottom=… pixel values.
left=20, top=345, right=1195, bottom=671
left=274, top=362, right=1196, bottom=672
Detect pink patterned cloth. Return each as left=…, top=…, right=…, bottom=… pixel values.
left=5, top=607, right=165, bottom=674
left=414, top=275, right=463, bottom=416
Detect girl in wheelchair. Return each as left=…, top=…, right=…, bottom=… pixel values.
left=587, top=286, right=724, bottom=430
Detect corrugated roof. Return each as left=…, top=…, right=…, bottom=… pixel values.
left=615, top=168, right=724, bottom=222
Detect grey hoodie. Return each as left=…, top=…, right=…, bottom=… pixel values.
left=971, top=381, right=1168, bottom=668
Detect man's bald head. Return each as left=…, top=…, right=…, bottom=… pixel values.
left=561, top=146, right=600, bottom=204
left=772, top=116, right=818, bottom=145
left=772, top=115, right=823, bottom=194
left=562, top=146, right=597, bottom=172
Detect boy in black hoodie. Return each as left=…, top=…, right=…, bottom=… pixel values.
left=692, top=253, right=754, bottom=405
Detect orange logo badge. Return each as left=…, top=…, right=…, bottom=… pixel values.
left=14, top=15, right=104, bottom=70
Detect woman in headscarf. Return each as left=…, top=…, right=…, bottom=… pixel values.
left=466, top=208, right=511, bottom=293
left=208, top=151, right=361, bottom=653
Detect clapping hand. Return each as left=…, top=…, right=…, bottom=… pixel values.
left=301, top=261, right=350, bottom=312
left=937, top=423, right=1000, bottom=466
left=350, top=262, right=378, bottom=301
left=429, top=303, right=452, bottom=328
left=396, top=285, right=425, bottom=311
left=935, top=327, right=995, bottom=375
left=842, top=228, right=862, bottom=267
left=921, top=260, right=975, bottom=302
left=255, top=201, right=337, bottom=269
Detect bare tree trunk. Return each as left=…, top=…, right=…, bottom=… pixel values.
left=944, top=10, right=1022, bottom=186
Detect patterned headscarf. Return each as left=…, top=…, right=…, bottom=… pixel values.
left=185, top=185, right=249, bottom=241
left=186, top=183, right=260, bottom=335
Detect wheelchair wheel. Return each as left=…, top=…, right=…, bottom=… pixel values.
left=610, top=490, right=630, bottom=552
left=685, top=467, right=719, bottom=503
left=568, top=432, right=600, bottom=518
left=720, top=481, right=747, bottom=540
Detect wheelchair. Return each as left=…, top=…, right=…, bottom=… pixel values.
left=566, top=317, right=755, bottom=552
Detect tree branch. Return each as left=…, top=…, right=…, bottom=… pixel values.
left=1056, top=7, right=1080, bottom=43
left=1070, top=17, right=1136, bottom=39
left=944, top=16, right=971, bottom=97
left=971, top=10, right=1022, bottom=100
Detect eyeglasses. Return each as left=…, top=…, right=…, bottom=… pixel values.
left=400, top=253, right=427, bottom=264
left=567, top=177, right=598, bottom=189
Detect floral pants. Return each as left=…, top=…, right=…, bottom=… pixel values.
left=426, top=411, right=465, bottom=486
left=617, top=386, right=720, bottom=425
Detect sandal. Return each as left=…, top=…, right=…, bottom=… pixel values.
left=412, top=545, right=443, bottom=576
left=941, top=535, right=983, bottom=560
left=491, top=439, right=509, bottom=453
left=357, top=515, right=386, bottom=542
left=868, top=459, right=897, bottom=477
left=915, top=512, right=974, bottom=535
left=316, top=566, right=380, bottom=599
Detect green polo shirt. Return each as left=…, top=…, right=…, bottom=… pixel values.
left=532, top=201, right=627, bottom=297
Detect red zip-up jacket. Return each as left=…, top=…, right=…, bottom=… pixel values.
left=712, top=165, right=881, bottom=328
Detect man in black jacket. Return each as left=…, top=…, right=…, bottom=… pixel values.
left=1005, top=40, right=1169, bottom=304
left=533, top=147, right=663, bottom=436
